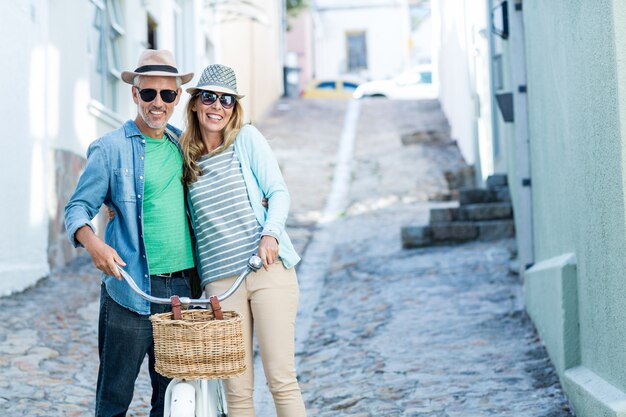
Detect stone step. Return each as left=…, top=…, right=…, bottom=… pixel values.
left=430, top=221, right=478, bottom=243
left=401, top=219, right=516, bottom=248
left=401, top=222, right=477, bottom=248
left=401, top=129, right=453, bottom=146
left=428, top=207, right=458, bottom=222
left=476, top=219, right=515, bottom=241
left=401, top=225, right=433, bottom=248
left=444, top=166, right=476, bottom=191
left=459, top=187, right=510, bottom=205
left=464, top=202, right=513, bottom=221
left=486, top=174, right=508, bottom=189
left=430, top=202, right=513, bottom=223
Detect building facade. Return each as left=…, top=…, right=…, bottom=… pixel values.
left=311, top=0, right=412, bottom=81
left=431, top=0, right=496, bottom=172
left=522, top=2, right=626, bottom=415
left=0, top=0, right=285, bottom=296
left=434, top=0, right=626, bottom=415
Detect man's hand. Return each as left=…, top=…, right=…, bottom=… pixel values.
left=76, top=226, right=126, bottom=280
left=258, top=235, right=278, bottom=271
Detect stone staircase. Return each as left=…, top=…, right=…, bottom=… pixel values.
left=402, top=174, right=515, bottom=248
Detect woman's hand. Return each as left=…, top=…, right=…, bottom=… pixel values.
left=105, top=205, right=116, bottom=220
left=258, top=235, right=279, bottom=270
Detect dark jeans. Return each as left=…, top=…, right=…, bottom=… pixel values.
left=95, top=275, right=191, bottom=417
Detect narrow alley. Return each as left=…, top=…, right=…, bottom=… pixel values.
left=0, top=98, right=573, bottom=417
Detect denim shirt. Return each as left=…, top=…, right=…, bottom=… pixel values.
left=187, top=124, right=300, bottom=275
left=64, top=120, right=185, bottom=315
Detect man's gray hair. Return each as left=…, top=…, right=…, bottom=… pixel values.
left=133, top=75, right=182, bottom=88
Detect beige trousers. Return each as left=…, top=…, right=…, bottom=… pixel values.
left=205, top=261, right=307, bottom=417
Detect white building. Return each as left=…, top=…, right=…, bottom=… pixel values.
left=431, top=0, right=495, bottom=172
left=312, top=0, right=412, bottom=81
left=0, top=0, right=285, bottom=296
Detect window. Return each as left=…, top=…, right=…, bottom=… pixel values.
left=89, top=0, right=124, bottom=111
left=316, top=81, right=337, bottom=89
left=147, top=14, right=158, bottom=49
left=174, top=0, right=185, bottom=66
left=419, top=70, right=432, bottom=84
left=493, top=54, right=504, bottom=90
left=346, top=32, right=367, bottom=72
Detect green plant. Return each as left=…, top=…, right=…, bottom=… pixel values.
left=286, top=0, right=308, bottom=17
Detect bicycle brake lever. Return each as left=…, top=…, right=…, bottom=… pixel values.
left=248, top=255, right=263, bottom=271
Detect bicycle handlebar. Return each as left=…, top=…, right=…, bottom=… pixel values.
left=117, top=255, right=264, bottom=307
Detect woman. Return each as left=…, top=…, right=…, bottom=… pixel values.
left=180, top=64, right=307, bottom=417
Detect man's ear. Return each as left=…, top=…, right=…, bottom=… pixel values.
left=174, top=87, right=182, bottom=105
left=131, top=86, right=139, bottom=104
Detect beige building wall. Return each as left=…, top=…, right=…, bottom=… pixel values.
left=218, top=0, right=285, bottom=123
left=286, top=10, right=314, bottom=93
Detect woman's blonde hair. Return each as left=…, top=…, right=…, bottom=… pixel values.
left=180, top=94, right=244, bottom=185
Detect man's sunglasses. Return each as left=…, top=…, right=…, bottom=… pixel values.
left=136, top=88, right=178, bottom=103
left=198, top=91, right=236, bottom=109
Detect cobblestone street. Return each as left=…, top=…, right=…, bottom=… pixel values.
left=0, top=98, right=574, bottom=416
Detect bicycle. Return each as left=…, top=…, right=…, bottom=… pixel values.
left=117, top=255, right=263, bottom=417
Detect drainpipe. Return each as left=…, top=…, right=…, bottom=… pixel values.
left=509, top=0, right=534, bottom=272
left=486, top=0, right=500, bottom=184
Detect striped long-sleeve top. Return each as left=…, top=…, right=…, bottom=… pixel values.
left=188, top=144, right=262, bottom=283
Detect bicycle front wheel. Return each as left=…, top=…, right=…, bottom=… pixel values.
left=199, top=379, right=228, bottom=417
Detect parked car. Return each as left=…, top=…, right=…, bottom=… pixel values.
left=302, top=79, right=360, bottom=99
left=353, top=66, right=436, bottom=100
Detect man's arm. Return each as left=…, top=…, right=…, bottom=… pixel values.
left=75, top=226, right=126, bottom=279
left=65, top=140, right=126, bottom=279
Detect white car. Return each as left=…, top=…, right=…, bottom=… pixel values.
left=353, top=67, right=436, bottom=100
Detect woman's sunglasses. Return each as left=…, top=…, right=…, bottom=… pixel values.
left=136, top=88, right=178, bottom=103
left=198, top=91, right=236, bottom=109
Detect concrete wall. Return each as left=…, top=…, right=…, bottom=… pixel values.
left=0, top=1, right=51, bottom=295
left=489, top=0, right=514, bottom=177
left=522, top=1, right=626, bottom=415
left=488, top=0, right=534, bottom=271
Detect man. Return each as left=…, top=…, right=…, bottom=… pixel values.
left=65, top=49, right=195, bottom=417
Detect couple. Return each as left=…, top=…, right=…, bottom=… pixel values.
left=64, top=50, right=306, bottom=417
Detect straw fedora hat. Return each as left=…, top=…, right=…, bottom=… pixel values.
left=186, top=64, right=245, bottom=98
left=121, top=49, right=194, bottom=85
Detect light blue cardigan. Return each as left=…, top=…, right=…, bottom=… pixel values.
left=188, top=124, right=300, bottom=275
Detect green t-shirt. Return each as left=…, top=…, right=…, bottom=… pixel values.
left=143, top=134, right=194, bottom=274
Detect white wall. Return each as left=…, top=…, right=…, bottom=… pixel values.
left=314, top=0, right=411, bottom=81
left=0, top=1, right=51, bottom=295
left=411, top=15, right=433, bottom=65
left=49, top=0, right=102, bottom=157
left=432, top=0, right=493, bottom=172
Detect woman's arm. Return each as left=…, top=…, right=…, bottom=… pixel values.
left=242, top=125, right=291, bottom=240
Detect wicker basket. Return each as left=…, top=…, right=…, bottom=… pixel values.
left=150, top=309, right=246, bottom=379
